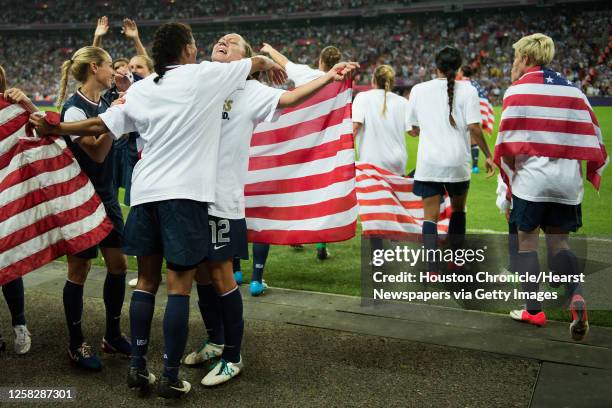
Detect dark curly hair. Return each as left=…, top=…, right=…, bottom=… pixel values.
left=435, top=46, right=462, bottom=129
left=152, top=22, right=193, bottom=84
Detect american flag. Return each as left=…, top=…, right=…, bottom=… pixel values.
left=470, top=79, right=495, bottom=134
left=0, top=98, right=113, bottom=285
left=494, top=66, right=608, bottom=192
left=245, top=79, right=357, bottom=244
left=356, top=163, right=451, bottom=239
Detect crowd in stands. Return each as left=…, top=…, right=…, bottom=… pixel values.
left=1, top=7, right=609, bottom=104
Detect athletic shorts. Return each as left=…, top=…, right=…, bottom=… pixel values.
left=510, top=195, right=582, bottom=233
left=413, top=180, right=470, bottom=198
left=74, top=200, right=124, bottom=259
left=206, top=216, right=249, bottom=262
left=123, top=199, right=210, bottom=268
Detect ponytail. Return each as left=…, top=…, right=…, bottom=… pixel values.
left=435, top=46, right=462, bottom=129
left=373, top=65, right=395, bottom=117
left=57, top=60, right=73, bottom=108
left=152, top=23, right=193, bottom=84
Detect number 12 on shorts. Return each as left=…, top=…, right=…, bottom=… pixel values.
left=209, top=219, right=230, bottom=244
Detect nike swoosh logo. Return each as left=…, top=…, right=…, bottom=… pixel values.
left=214, top=244, right=227, bottom=250
left=170, top=385, right=187, bottom=391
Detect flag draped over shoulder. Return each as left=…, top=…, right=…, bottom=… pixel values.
left=0, top=98, right=113, bottom=285
left=356, top=162, right=451, bottom=239
left=471, top=79, right=495, bottom=134
left=494, top=66, right=608, bottom=194
left=245, top=79, right=357, bottom=244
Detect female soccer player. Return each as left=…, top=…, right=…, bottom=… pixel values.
left=30, top=22, right=287, bottom=399
left=182, top=33, right=356, bottom=386
left=55, top=46, right=132, bottom=371
left=1, top=66, right=34, bottom=355
left=408, top=46, right=495, bottom=274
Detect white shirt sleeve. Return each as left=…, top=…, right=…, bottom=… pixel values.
left=198, top=59, right=252, bottom=96
left=352, top=93, right=365, bottom=124
left=248, top=81, right=285, bottom=124
left=63, top=107, right=87, bottom=142
left=464, top=86, right=482, bottom=126
left=99, top=104, right=137, bottom=140
left=285, top=61, right=325, bottom=87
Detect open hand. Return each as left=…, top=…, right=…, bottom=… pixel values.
left=95, top=16, right=109, bottom=37
left=122, top=18, right=139, bottom=39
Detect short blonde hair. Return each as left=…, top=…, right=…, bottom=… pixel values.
left=512, top=33, right=555, bottom=66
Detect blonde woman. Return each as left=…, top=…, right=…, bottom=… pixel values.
left=56, top=46, right=131, bottom=371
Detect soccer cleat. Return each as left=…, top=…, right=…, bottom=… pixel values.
left=68, top=342, right=103, bottom=371
left=13, top=325, right=31, bottom=355
left=101, top=335, right=131, bottom=356
left=316, top=247, right=330, bottom=260
left=250, top=280, right=268, bottom=297
left=472, top=166, right=480, bottom=174
left=127, top=366, right=156, bottom=392
left=157, top=375, right=191, bottom=399
left=128, top=278, right=138, bottom=288
left=234, top=271, right=243, bottom=285
left=509, top=309, right=547, bottom=327
left=569, top=295, right=589, bottom=341
left=183, top=341, right=223, bottom=366
left=201, top=357, right=243, bottom=386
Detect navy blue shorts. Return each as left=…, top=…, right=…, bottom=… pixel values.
left=510, top=195, right=582, bottom=233
left=413, top=180, right=470, bottom=198
left=123, top=199, right=210, bottom=268
left=74, top=200, right=124, bottom=259
left=206, top=216, right=249, bottom=262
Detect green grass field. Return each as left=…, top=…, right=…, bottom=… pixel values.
left=52, top=105, right=612, bottom=325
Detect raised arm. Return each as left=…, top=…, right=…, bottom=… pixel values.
left=278, top=62, right=358, bottom=108
left=250, top=55, right=288, bottom=85
left=123, top=18, right=148, bottom=57
left=92, top=16, right=109, bottom=47
left=260, top=43, right=290, bottom=69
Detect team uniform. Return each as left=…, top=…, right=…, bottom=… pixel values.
left=353, top=89, right=411, bottom=175
left=99, top=58, right=253, bottom=394
left=408, top=79, right=481, bottom=197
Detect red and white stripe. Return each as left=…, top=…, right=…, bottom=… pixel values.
left=481, top=98, right=495, bottom=134
left=0, top=98, right=113, bottom=285
left=245, top=79, right=357, bottom=244
left=356, top=163, right=451, bottom=239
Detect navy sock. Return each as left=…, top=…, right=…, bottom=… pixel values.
left=448, top=211, right=466, bottom=250
left=103, top=273, right=126, bottom=340
left=63, top=280, right=84, bottom=350
left=197, top=284, right=224, bottom=345
left=471, top=144, right=479, bottom=167
left=423, top=221, right=438, bottom=273
left=129, top=290, right=155, bottom=369
left=508, top=222, right=518, bottom=272
left=220, top=287, right=244, bottom=363
left=517, top=251, right=542, bottom=314
left=162, top=294, right=190, bottom=381
left=2, top=278, right=26, bottom=326
left=551, top=250, right=582, bottom=297
left=232, top=258, right=241, bottom=273
left=252, top=243, right=270, bottom=283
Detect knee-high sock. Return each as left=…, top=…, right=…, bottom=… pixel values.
left=162, top=294, right=190, bottom=381
left=423, top=221, right=438, bottom=273
left=63, top=280, right=84, bottom=350
left=517, top=251, right=542, bottom=314
left=471, top=144, right=479, bottom=167
left=196, top=284, right=224, bottom=345
left=220, top=286, right=243, bottom=363
left=252, top=243, right=270, bottom=283
left=551, top=249, right=582, bottom=298
left=2, top=278, right=25, bottom=326
left=232, top=258, right=241, bottom=273
left=508, top=222, right=518, bottom=272
left=129, top=290, right=155, bottom=369
left=103, top=273, right=126, bottom=340
left=316, top=243, right=327, bottom=250
left=448, top=211, right=466, bottom=250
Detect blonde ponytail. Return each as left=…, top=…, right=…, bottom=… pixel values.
left=373, top=65, right=395, bottom=116
left=56, top=46, right=111, bottom=108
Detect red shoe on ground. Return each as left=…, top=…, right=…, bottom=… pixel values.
left=569, top=294, right=589, bottom=341
left=509, top=309, right=547, bottom=327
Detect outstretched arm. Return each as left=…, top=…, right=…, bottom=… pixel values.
left=123, top=18, right=147, bottom=57
left=93, top=16, right=109, bottom=47
left=30, top=114, right=109, bottom=137
left=260, top=43, right=290, bottom=69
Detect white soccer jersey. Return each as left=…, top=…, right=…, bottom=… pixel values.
left=209, top=80, right=285, bottom=219
left=99, top=59, right=252, bottom=206
left=353, top=89, right=411, bottom=175
left=408, top=79, right=481, bottom=182
left=285, top=61, right=325, bottom=87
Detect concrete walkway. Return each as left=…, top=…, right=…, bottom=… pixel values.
left=1, top=262, right=610, bottom=407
